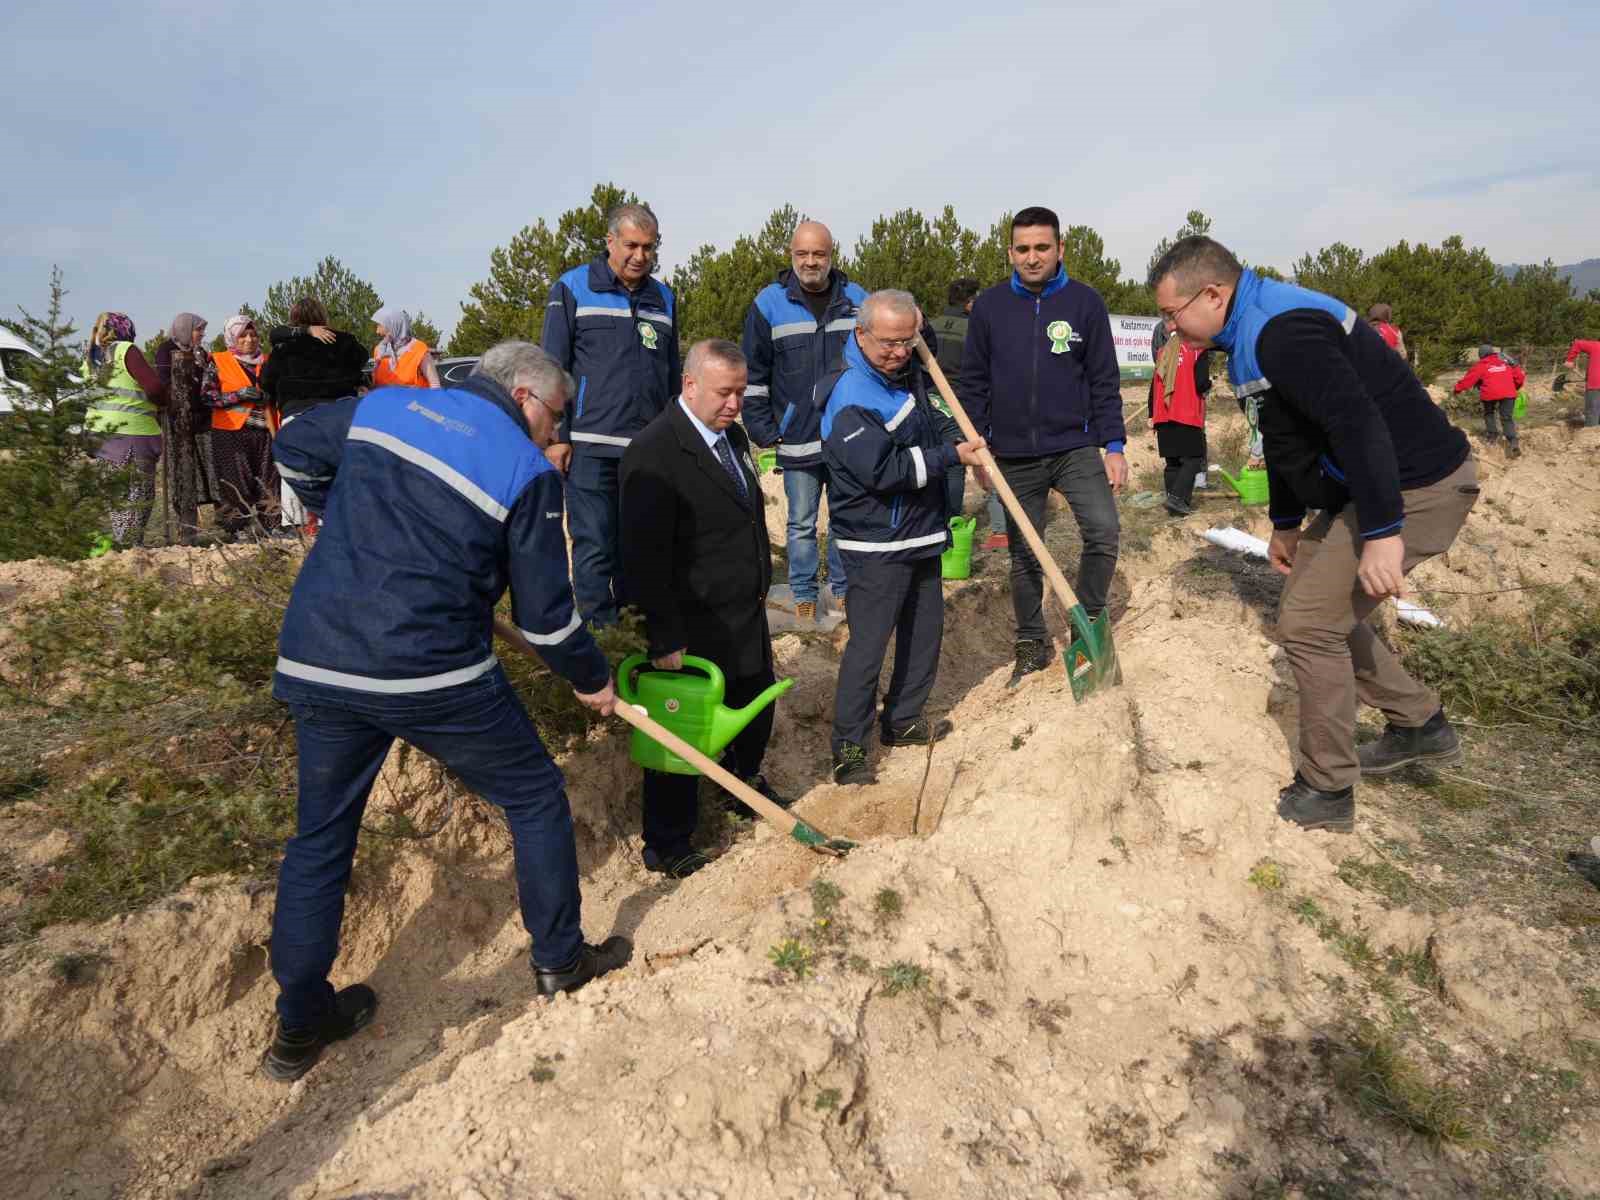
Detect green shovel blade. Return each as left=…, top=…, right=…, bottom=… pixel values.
left=1062, top=604, right=1121, bottom=703
left=790, top=820, right=856, bottom=856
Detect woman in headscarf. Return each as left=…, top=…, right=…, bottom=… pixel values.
left=84, top=312, right=166, bottom=547
left=370, top=307, right=440, bottom=389
left=204, top=315, right=279, bottom=539
left=155, top=312, right=216, bottom=544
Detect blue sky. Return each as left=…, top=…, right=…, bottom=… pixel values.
left=2, top=0, right=1595, bottom=346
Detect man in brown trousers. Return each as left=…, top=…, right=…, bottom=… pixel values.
left=1149, top=236, right=1477, bottom=833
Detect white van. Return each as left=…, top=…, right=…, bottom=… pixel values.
left=0, top=327, right=44, bottom=414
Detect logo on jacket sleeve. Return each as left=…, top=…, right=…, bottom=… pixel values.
left=1046, top=321, right=1080, bottom=355
left=638, top=321, right=659, bottom=351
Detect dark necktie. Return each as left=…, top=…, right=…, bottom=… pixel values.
left=714, top=435, right=748, bottom=501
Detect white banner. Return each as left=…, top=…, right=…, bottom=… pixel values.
left=1109, top=314, right=1162, bottom=381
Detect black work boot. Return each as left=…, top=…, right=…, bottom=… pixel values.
left=1007, top=638, right=1053, bottom=688
left=724, top=772, right=794, bottom=820
left=533, top=936, right=633, bottom=998
left=831, top=742, right=873, bottom=785
left=880, top=715, right=953, bottom=747
left=1357, top=708, right=1462, bottom=776
left=262, top=983, right=379, bottom=1082
left=1277, top=776, right=1355, bottom=834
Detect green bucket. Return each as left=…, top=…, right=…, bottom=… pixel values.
left=941, top=515, right=977, bottom=580
left=756, top=449, right=778, bottom=475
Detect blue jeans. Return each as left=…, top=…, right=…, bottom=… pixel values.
left=567, top=453, right=624, bottom=626
left=783, top=465, right=846, bottom=603
left=269, top=666, right=583, bottom=1028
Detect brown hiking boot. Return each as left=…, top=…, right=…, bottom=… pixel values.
left=796, top=601, right=817, bottom=622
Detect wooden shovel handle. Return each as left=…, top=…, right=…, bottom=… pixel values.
left=915, top=338, right=1084, bottom=614
left=491, top=617, right=801, bottom=836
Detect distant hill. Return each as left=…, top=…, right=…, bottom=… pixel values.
left=1499, top=258, right=1600, bottom=296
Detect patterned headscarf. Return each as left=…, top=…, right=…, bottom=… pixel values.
left=169, top=312, right=207, bottom=353
left=89, top=312, right=136, bottom=367
left=223, top=315, right=262, bottom=366
left=372, top=306, right=413, bottom=369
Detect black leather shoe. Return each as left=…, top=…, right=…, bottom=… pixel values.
left=1277, top=776, right=1355, bottom=833
left=1007, top=638, right=1052, bottom=688
left=262, top=983, right=378, bottom=1082
left=533, top=936, right=633, bottom=997
left=831, top=742, right=874, bottom=785
left=642, top=847, right=711, bottom=879
left=725, top=773, right=794, bottom=820
left=880, top=716, right=953, bottom=747
left=1357, top=708, right=1462, bottom=775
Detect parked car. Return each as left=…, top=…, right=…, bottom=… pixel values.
left=0, top=327, right=43, bottom=414
left=435, top=355, right=479, bottom=386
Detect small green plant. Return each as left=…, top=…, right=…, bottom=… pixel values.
left=1579, top=986, right=1600, bottom=1016
left=1335, top=1021, right=1479, bottom=1146
left=1247, top=860, right=1286, bottom=892
left=879, top=961, right=930, bottom=996
left=1337, top=857, right=1414, bottom=906
left=872, top=887, right=903, bottom=923
left=1385, top=944, right=1443, bottom=995
left=768, top=938, right=813, bottom=979
left=50, top=950, right=107, bottom=985
left=529, top=1066, right=555, bottom=1083
left=809, top=878, right=843, bottom=918
left=814, top=1087, right=841, bottom=1112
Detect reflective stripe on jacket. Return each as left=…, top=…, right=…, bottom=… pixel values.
left=84, top=341, right=160, bottom=436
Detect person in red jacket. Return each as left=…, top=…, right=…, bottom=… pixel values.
left=1564, top=338, right=1600, bottom=427
left=1366, top=303, right=1407, bottom=360
left=1453, top=345, right=1526, bottom=458
left=1149, top=326, right=1212, bottom=515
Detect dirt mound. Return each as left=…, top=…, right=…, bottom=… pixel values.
left=2, top=425, right=1598, bottom=1199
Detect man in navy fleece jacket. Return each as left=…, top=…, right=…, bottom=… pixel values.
left=958, top=206, right=1127, bottom=686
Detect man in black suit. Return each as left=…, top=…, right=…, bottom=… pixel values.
left=619, top=339, right=788, bottom=878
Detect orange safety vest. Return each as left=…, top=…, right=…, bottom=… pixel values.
left=211, top=351, right=274, bottom=431
left=372, top=339, right=432, bottom=388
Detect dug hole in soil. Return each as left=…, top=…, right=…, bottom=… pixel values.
left=2, top=393, right=1599, bottom=1199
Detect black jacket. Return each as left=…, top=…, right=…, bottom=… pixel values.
left=262, top=326, right=369, bottom=418
left=619, top=400, right=773, bottom=678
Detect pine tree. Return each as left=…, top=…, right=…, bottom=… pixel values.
left=0, top=270, right=130, bottom=561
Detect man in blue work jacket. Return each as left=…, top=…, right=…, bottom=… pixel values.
left=262, top=340, right=629, bottom=1083
left=821, top=290, right=987, bottom=785
left=960, top=206, right=1127, bottom=687
left=542, top=203, right=680, bottom=626
left=740, top=220, right=866, bottom=623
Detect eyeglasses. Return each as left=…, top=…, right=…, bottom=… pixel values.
left=519, top=388, right=563, bottom=419
left=1158, top=286, right=1215, bottom=324
left=863, top=328, right=918, bottom=352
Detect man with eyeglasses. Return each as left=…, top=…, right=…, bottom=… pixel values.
left=262, top=341, right=629, bottom=1081
left=1148, top=236, right=1476, bottom=835
left=542, top=202, right=680, bottom=627
left=820, top=290, right=987, bottom=785
left=740, top=220, right=867, bottom=623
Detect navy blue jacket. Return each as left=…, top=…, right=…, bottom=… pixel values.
left=820, top=335, right=958, bottom=563
left=542, top=256, right=680, bottom=459
left=959, top=266, right=1125, bottom=459
left=740, top=268, right=868, bottom=467
left=272, top=376, right=608, bottom=699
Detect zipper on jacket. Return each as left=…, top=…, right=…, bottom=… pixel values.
left=1030, top=296, right=1041, bottom=455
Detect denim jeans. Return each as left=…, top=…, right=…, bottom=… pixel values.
left=269, top=666, right=584, bottom=1028
left=783, top=465, right=846, bottom=603
left=995, top=447, right=1120, bottom=638
left=567, top=453, right=624, bottom=626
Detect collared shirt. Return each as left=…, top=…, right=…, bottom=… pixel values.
left=677, top=395, right=725, bottom=453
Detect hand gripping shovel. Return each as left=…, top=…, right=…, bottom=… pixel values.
left=915, top=338, right=1120, bottom=701
left=492, top=618, right=855, bottom=857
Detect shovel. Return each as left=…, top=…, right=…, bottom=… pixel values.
left=492, top=618, right=855, bottom=857
left=915, top=338, right=1120, bottom=702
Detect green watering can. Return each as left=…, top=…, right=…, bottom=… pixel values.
left=1216, top=465, right=1270, bottom=506
left=756, top=449, right=778, bottom=475
left=941, top=515, right=976, bottom=580
left=616, top=655, right=794, bottom=775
